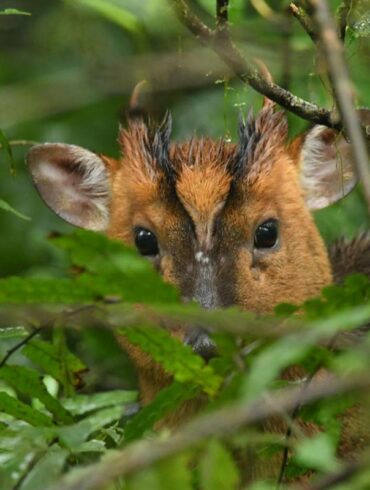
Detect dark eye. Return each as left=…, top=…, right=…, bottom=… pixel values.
left=134, top=227, right=159, bottom=256
left=254, top=219, right=279, bottom=249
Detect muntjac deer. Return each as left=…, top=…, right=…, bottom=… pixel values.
left=26, top=99, right=370, bottom=480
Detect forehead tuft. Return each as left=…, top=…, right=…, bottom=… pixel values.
left=174, top=138, right=234, bottom=218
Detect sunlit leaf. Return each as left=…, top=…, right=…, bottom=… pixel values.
left=200, top=439, right=239, bottom=490
left=0, top=365, right=74, bottom=424
left=62, top=389, right=138, bottom=415
left=0, top=9, right=31, bottom=15
left=0, top=392, right=52, bottom=427
left=22, top=339, right=87, bottom=393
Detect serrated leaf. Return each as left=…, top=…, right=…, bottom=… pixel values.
left=62, top=389, right=138, bottom=415
left=0, top=365, right=74, bottom=424
left=22, top=339, right=87, bottom=391
left=19, top=448, right=68, bottom=490
left=242, top=303, right=370, bottom=400
left=200, top=439, right=239, bottom=490
left=294, top=433, right=339, bottom=473
left=119, top=326, right=222, bottom=396
left=58, top=405, right=124, bottom=448
left=0, top=392, right=52, bottom=426
left=124, top=381, right=198, bottom=442
left=53, top=230, right=180, bottom=304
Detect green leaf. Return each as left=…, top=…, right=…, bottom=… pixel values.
left=0, top=326, right=28, bottom=339
left=52, top=230, right=180, bottom=304
left=242, top=302, right=370, bottom=400
left=70, top=0, right=144, bottom=36
left=22, top=339, right=87, bottom=393
left=58, top=405, right=124, bottom=448
left=0, top=198, right=30, bottom=221
left=126, top=453, right=192, bottom=490
left=19, top=448, right=68, bottom=490
left=0, top=8, right=31, bottom=16
left=124, top=381, right=198, bottom=442
left=294, top=433, right=340, bottom=473
left=0, top=392, right=52, bottom=426
left=0, top=365, right=74, bottom=424
left=119, top=326, right=222, bottom=396
left=200, top=439, right=240, bottom=490
left=62, top=389, right=138, bottom=415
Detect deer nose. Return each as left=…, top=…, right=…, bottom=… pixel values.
left=184, top=327, right=217, bottom=362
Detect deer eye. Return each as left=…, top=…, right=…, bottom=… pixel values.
left=134, top=227, right=159, bottom=256
left=254, top=219, right=279, bottom=249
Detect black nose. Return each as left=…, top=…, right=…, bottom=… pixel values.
left=184, top=327, right=217, bottom=362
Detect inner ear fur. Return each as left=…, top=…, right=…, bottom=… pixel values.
left=27, top=143, right=116, bottom=230
left=292, top=125, right=358, bottom=210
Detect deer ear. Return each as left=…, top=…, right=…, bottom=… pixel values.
left=297, top=126, right=357, bottom=210
left=27, top=143, right=112, bottom=230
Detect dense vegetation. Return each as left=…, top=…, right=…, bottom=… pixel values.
left=0, top=1, right=369, bottom=489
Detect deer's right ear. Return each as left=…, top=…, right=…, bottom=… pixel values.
left=27, top=143, right=114, bottom=231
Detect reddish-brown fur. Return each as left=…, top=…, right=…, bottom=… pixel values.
left=26, top=102, right=369, bottom=482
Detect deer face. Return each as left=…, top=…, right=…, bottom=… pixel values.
left=27, top=105, right=357, bottom=315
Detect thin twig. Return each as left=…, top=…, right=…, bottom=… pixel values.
left=170, top=0, right=339, bottom=128
left=308, top=0, right=370, bottom=214
left=216, top=0, right=228, bottom=29
left=53, top=374, right=370, bottom=490
left=337, top=0, right=352, bottom=41
left=289, top=3, right=317, bottom=42
left=0, top=327, right=41, bottom=368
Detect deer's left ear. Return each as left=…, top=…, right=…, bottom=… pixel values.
left=27, top=143, right=117, bottom=230
left=295, top=125, right=357, bottom=210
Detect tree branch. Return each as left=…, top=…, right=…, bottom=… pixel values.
left=170, top=0, right=339, bottom=128
left=308, top=0, right=370, bottom=213
left=289, top=2, right=317, bottom=42
left=53, top=374, right=370, bottom=490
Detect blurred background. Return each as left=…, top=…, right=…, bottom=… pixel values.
left=0, top=0, right=369, bottom=277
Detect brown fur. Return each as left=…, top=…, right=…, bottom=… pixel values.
left=27, top=103, right=370, bottom=483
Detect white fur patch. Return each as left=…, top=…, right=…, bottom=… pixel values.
left=300, top=125, right=357, bottom=210
left=27, top=143, right=110, bottom=230
left=195, top=251, right=210, bottom=264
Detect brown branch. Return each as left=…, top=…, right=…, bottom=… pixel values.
left=170, top=0, right=339, bottom=129
left=308, top=0, right=370, bottom=214
left=53, top=374, right=370, bottom=490
left=289, top=3, right=317, bottom=42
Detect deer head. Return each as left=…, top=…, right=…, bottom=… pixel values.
left=27, top=103, right=358, bottom=403
left=27, top=104, right=357, bottom=310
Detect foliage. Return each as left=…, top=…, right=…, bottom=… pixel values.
left=0, top=230, right=369, bottom=489
left=0, top=1, right=369, bottom=489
